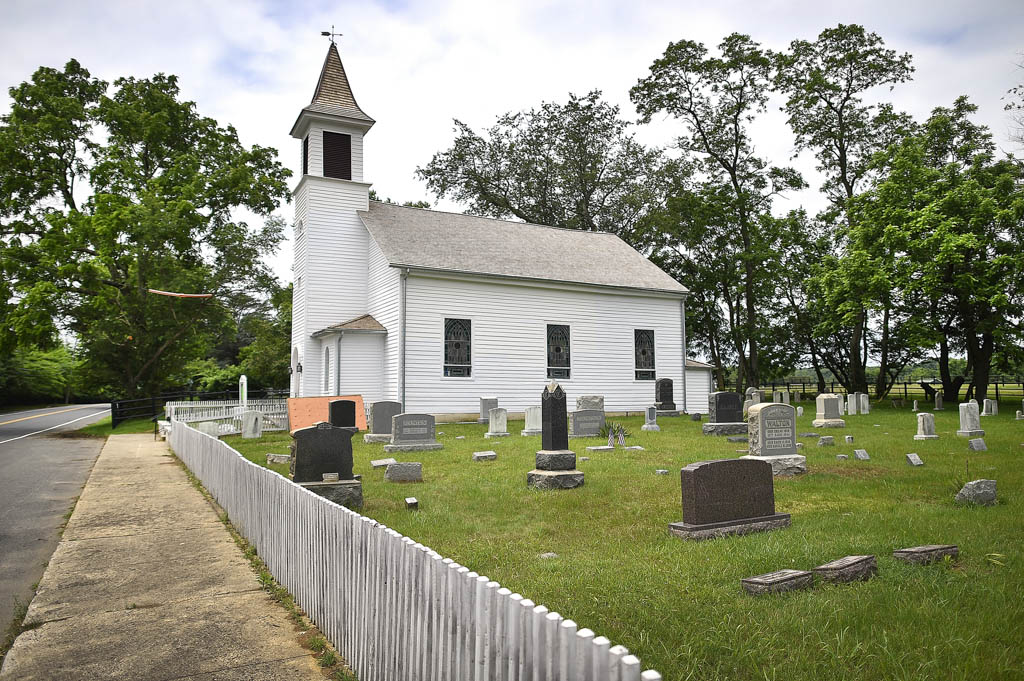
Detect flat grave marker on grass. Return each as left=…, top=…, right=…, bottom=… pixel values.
left=853, top=449, right=870, bottom=461
left=817, top=436, right=834, bottom=447
left=906, top=453, right=924, bottom=466
left=473, top=451, right=497, bottom=461
left=371, top=457, right=397, bottom=469
left=812, top=555, right=877, bottom=583
left=385, top=461, right=423, bottom=482
left=893, top=544, right=959, bottom=564
left=266, top=452, right=290, bottom=465
left=741, top=569, right=813, bottom=596
left=968, top=438, right=987, bottom=451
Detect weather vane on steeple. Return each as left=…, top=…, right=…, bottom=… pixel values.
left=321, top=25, right=343, bottom=44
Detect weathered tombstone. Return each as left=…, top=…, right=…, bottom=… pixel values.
left=405, top=497, right=418, bottom=509
left=668, top=458, right=791, bottom=540
left=641, top=406, right=660, bottom=432
left=384, top=462, right=423, bottom=482
left=906, top=453, right=924, bottom=466
left=266, top=453, right=290, bottom=465
left=741, top=569, right=812, bottom=595
left=241, top=410, right=263, bottom=439
left=934, top=393, right=944, bottom=411
left=968, top=438, right=987, bottom=451
left=845, top=435, right=854, bottom=444
left=384, top=413, right=443, bottom=453
left=781, top=391, right=791, bottom=405
left=328, top=399, right=357, bottom=428
left=912, top=399, right=919, bottom=412
left=690, top=412, right=702, bottom=422
left=1017, top=410, right=1024, bottom=421
left=370, top=457, right=397, bottom=469
left=836, top=454, right=849, bottom=460
left=655, top=378, right=678, bottom=413
left=981, top=398, right=998, bottom=416
left=478, top=397, right=498, bottom=423
left=743, top=399, right=753, bottom=415
left=853, top=449, right=870, bottom=461
left=703, top=392, right=747, bottom=436
left=954, top=479, right=996, bottom=505
left=859, top=393, right=870, bottom=414
left=290, top=422, right=356, bottom=482
left=743, top=403, right=806, bottom=476
left=569, top=409, right=604, bottom=438
left=812, top=555, right=877, bottom=583
left=576, top=395, right=605, bottom=412
left=473, top=451, right=497, bottom=462
left=796, top=406, right=804, bottom=417
left=956, top=402, right=984, bottom=438
left=195, top=421, right=221, bottom=437
left=365, top=400, right=402, bottom=443
left=914, top=413, right=939, bottom=441
left=485, top=407, right=511, bottom=438
left=528, top=382, right=583, bottom=490
left=847, top=393, right=858, bottom=416
left=817, top=436, right=835, bottom=447
left=893, top=544, right=958, bottom=564
left=521, top=406, right=542, bottom=436
left=773, top=390, right=784, bottom=404
left=813, top=394, right=845, bottom=429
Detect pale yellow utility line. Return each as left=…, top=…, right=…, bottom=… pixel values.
left=0, top=405, right=93, bottom=427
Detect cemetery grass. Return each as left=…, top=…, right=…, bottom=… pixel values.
left=73, top=415, right=156, bottom=437
left=224, top=405, right=1024, bottom=681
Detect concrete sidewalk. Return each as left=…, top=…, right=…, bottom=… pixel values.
left=0, top=434, right=322, bottom=680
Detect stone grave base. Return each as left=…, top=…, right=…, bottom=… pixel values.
left=535, top=450, right=576, bottom=470
left=955, top=429, right=985, bottom=438
left=527, top=469, right=585, bottom=490
left=299, top=480, right=363, bottom=509
left=701, top=422, right=747, bottom=436
left=812, top=555, right=877, bottom=583
left=384, top=442, right=444, bottom=453
left=740, top=454, right=807, bottom=476
left=811, top=419, right=846, bottom=428
left=520, top=429, right=542, bottom=436
left=363, top=433, right=392, bottom=444
left=657, top=410, right=681, bottom=417
left=913, top=434, right=939, bottom=441
left=484, top=431, right=511, bottom=438
left=669, top=512, right=791, bottom=541
left=741, top=568, right=812, bottom=595
left=266, top=453, right=290, bottom=465
left=892, top=544, right=958, bottom=564
left=640, top=424, right=661, bottom=432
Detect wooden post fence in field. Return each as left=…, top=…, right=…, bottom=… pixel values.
left=169, top=420, right=661, bottom=681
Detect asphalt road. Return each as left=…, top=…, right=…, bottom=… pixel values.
left=0, top=404, right=110, bottom=628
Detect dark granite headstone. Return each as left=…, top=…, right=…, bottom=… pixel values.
left=655, top=378, right=676, bottom=411
left=290, top=422, right=356, bottom=483
left=709, top=391, right=743, bottom=423
left=328, top=399, right=357, bottom=429
left=369, top=401, right=402, bottom=434
left=669, top=458, right=790, bottom=540
left=541, top=382, right=568, bottom=451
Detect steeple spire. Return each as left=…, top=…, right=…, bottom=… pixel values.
left=309, top=42, right=373, bottom=123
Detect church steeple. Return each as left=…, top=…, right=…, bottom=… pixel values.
left=290, top=42, right=374, bottom=138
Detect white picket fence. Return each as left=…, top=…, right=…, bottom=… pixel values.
left=165, top=399, right=288, bottom=434
left=168, top=420, right=660, bottom=681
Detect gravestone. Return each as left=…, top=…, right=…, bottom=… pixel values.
left=913, top=400, right=919, bottom=412
left=1017, top=409, right=1024, bottom=421
left=266, top=453, right=290, bottom=465
left=576, top=395, right=605, bottom=412
left=290, top=422, right=356, bottom=483
left=365, top=401, right=402, bottom=443
left=796, top=406, right=804, bottom=417
left=405, top=497, right=418, bottom=509
left=845, top=435, right=854, bottom=444
left=773, top=390, right=785, bottom=404
left=703, top=392, right=747, bottom=436
left=743, top=399, right=753, bottom=415
left=956, top=402, right=984, bottom=438
left=384, top=462, right=423, bottom=482
left=847, top=393, right=858, bottom=416
left=741, top=569, right=812, bottom=595
left=743, top=403, right=806, bottom=476
left=478, top=397, right=498, bottom=423
left=641, top=406, right=660, bottom=432
left=655, top=378, right=678, bottom=413
left=853, top=449, right=870, bottom=461
left=384, top=413, right=443, bottom=453
left=328, top=399, right=357, bottom=429
left=859, top=393, right=870, bottom=414
left=812, top=555, right=877, bottom=583
left=569, top=409, right=604, bottom=438
left=893, top=544, right=958, bottom=564
left=241, top=410, right=263, bottom=439
left=521, top=406, right=542, bottom=436
left=485, top=407, right=511, bottom=438
left=954, top=479, right=996, bottom=505
left=195, top=421, right=221, bottom=437
left=370, top=457, right=397, bottom=469
left=781, top=391, right=791, bottom=405
left=913, top=412, right=939, bottom=440
left=981, top=399, right=998, bottom=416
left=669, top=458, right=790, bottom=540
left=836, top=454, right=849, bottom=460
left=906, top=453, right=924, bottom=466
left=812, top=394, right=846, bottom=429
left=817, top=436, right=834, bottom=447
left=528, top=382, right=584, bottom=490
left=473, top=451, right=497, bottom=462
left=935, top=393, right=944, bottom=411
left=968, top=438, right=987, bottom=451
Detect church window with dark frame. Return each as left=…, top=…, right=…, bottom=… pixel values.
left=322, top=130, right=352, bottom=180
left=547, top=324, right=571, bottom=379
left=302, top=135, right=309, bottom=175
left=634, top=329, right=655, bottom=380
left=443, top=318, right=472, bottom=377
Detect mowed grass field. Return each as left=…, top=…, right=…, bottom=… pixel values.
left=224, top=402, right=1024, bottom=681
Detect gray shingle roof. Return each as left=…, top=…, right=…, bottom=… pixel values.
left=358, top=202, right=687, bottom=295
left=291, top=43, right=373, bottom=135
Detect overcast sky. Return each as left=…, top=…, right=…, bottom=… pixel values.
left=3, top=0, right=1022, bottom=283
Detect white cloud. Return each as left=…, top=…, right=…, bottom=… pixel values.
left=2, top=0, right=1021, bottom=283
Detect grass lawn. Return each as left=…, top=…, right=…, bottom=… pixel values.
left=73, top=415, right=157, bottom=437
left=223, top=402, right=1024, bottom=681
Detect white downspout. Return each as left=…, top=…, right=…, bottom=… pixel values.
left=335, top=332, right=344, bottom=396
left=400, top=268, right=409, bottom=411
left=680, top=295, right=688, bottom=414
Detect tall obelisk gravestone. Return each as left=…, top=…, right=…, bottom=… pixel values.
left=527, top=382, right=584, bottom=490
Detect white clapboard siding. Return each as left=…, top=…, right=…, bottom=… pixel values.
left=169, top=420, right=661, bottom=681
left=338, top=333, right=384, bottom=405
left=683, top=366, right=714, bottom=414
left=366, top=235, right=401, bottom=401
left=405, top=272, right=685, bottom=414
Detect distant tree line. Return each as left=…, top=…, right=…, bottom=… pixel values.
left=418, top=24, right=1024, bottom=402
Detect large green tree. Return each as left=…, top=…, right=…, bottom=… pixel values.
left=0, top=60, right=291, bottom=397
left=416, top=90, right=665, bottom=239
left=631, top=34, right=805, bottom=389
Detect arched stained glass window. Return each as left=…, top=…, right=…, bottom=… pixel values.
left=635, top=329, right=655, bottom=380
left=444, top=318, right=472, bottom=377
left=547, top=324, right=571, bottom=379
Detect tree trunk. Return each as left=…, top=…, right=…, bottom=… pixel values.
left=874, top=301, right=891, bottom=400
left=848, top=310, right=868, bottom=393
left=972, top=332, right=994, bottom=403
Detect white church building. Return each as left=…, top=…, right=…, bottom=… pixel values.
left=289, top=43, right=713, bottom=417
